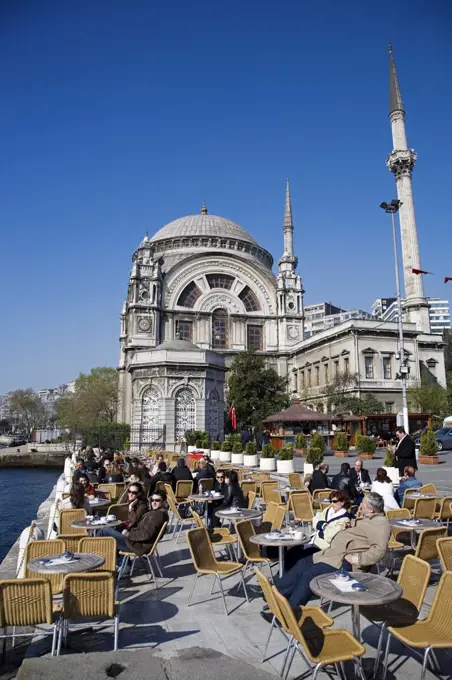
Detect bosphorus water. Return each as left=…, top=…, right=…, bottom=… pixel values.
left=0, top=468, right=60, bottom=562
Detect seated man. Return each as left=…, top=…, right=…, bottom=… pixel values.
left=274, top=492, right=390, bottom=609
left=194, top=458, right=215, bottom=492
left=395, top=465, right=422, bottom=506
left=98, top=489, right=169, bottom=556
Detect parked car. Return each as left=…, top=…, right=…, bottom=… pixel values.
left=414, top=427, right=452, bottom=451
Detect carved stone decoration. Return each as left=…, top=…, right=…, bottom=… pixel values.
left=199, top=292, right=241, bottom=313
left=287, top=325, right=300, bottom=340
left=133, top=368, right=165, bottom=379
left=386, top=149, right=417, bottom=179
left=137, top=317, right=152, bottom=333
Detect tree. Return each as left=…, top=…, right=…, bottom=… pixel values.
left=227, top=351, right=289, bottom=434
left=8, top=389, right=46, bottom=432
left=408, top=378, right=448, bottom=427
left=443, top=329, right=452, bottom=374
left=57, top=367, right=120, bottom=430
left=323, top=371, right=359, bottom=412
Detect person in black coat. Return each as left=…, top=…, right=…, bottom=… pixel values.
left=394, top=427, right=417, bottom=476
left=149, top=461, right=174, bottom=495
left=309, top=463, right=330, bottom=494
left=207, top=468, right=227, bottom=529
left=349, top=459, right=371, bottom=488
left=194, top=458, right=215, bottom=492
left=214, top=470, right=246, bottom=518
left=331, top=462, right=358, bottom=502
left=171, top=458, right=194, bottom=490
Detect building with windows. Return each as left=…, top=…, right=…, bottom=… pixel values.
left=372, top=297, right=451, bottom=335
left=117, top=46, right=447, bottom=448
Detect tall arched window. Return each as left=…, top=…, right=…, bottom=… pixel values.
left=208, top=389, right=220, bottom=439
left=141, top=387, right=160, bottom=442
left=175, top=388, right=196, bottom=438
left=212, top=308, right=229, bottom=348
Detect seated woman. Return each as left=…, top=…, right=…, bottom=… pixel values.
left=78, top=473, right=96, bottom=499
left=284, top=491, right=351, bottom=571
left=214, top=470, right=246, bottom=519
left=56, top=482, right=91, bottom=533
left=104, top=463, right=124, bottom=484
left=371, top=467, right=399, bottom=510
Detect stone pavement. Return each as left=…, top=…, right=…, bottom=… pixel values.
left=16, top=467, right=452, bottom=680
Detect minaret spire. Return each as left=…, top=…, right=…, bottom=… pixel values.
left=283, top=178, right=294, bottom=257
left=386, top=44, right=430, bottom=333
left=201, top=200, right=208, bottom=215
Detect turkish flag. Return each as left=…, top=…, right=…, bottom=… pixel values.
left=228, top=404, right=237, bottom=431
left=445, top=277, right=452, bottom=283
left=412, top=268, right=433, bottom=275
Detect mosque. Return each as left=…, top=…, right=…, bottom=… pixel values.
left=117, top=47, right=446, bottom=450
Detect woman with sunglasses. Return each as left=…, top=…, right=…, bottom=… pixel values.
left=206, top=468, right=227, bottom=530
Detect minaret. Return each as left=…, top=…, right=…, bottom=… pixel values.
left=283, top=178, right=294, bottom=258
left=386, top=43, right=430, bottom=332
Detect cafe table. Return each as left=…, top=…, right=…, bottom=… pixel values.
left=71, top=518, right=122, bottom=534
left=388, top=518, right=439, bottom=549
left=216, top=508, right=263, bottom=557
left=188, top=494, right=224, bottom=527
left=250, top=531, right=311, bottom=578
left=28, top=552, right=105, bottom=575
left=88, top=498, right=111, bottom=513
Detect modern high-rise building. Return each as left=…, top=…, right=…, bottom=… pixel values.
left=372, top=297, right=451, bottom=335
left=304, top=303, right=373, bottom=337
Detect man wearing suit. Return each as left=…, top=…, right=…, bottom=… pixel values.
left=394, top=427, right=417, bottom=476
left=350, top=459, right=371, bottom=488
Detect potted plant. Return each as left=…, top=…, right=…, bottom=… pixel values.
left=419, top=430, right=439, bottom=465
left=295, top=433, right=307, bottom=456
left=231, top=442, right=244, bottom=465
left=220, top=439, right=232, bottom=463
left=304, top=445, right=323, bottom=475
left=211, top=440, right=222, bottom=461
left=260, top=443, right=276, bottom=471
left=185, top=429, right=199, bottom=453
left=195, top=438, right=203, bottom=451
left=333, top=431, right=349, bottom=458
left=357, top=435, right=376, bottom=460
left=201, top=435, right=211, bottom=456
left=244, top=441, right=258, bottom=467
left=277, top=444, right=295, bottom=474
left=383, top=447, right=399, bottom=484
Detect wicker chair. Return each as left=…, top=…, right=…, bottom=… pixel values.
left=197, top=478, right=213, bottom=492
left=240, top=480, right=257, bottom=497
left=0, top=578, right=59, bottom=660
left=191, top=511, right=237, bottom=559
left=260, top=502, right=285, bottom=532
left=24, top=539, right=66, bottom=596
left=412, top=498, right=437, bottom=520
left=106, top=503, right=129, bottom=523
left=175, top=480, right=194, bottom=500
left=402, top=488, right=420, bottom=513
left=58, top=572, right=119, bottom=654
left=166, top=493, right=195, bottom=542
left=78, top=537, right=117, bottom=572
left=56, top=535, right=86, bottom=553
left=436, top=537, right=452, bottom=572
left=186, top=527, right=249, bottom=616
left=59, top=509, right=87, bottom=536
left=118, top=522, right=167, bottom=588
left=312, top=489, right=332, bottom=511
left=247, top=490, right=256, bottom=509
left=414, top=526, right=448, bottom=563
left=434, top=496, right=452, bottom=526
left=262, top=485, right=285, bottom=507
left=235, top=520, right=273, bottom=580
left=290, top=492, right=314, bottom=525
left=254, top=568, right=333, bottom=666
left=361, top=555, right=431, bottom=677
left=384, top=571, right=452, bottom=680
left=273, top=585, right=366, bottom=680
left=386, top=508, right=411, bottom=545
left=288, top=473, right=303, bottom=489
left=419, top=483, right=438, bottom=495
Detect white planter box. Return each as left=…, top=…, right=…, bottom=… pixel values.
left=277, top=459, right=295, bottom=474
left=211, top=449, right=221, bottom=461
left=383, top=466, right=400, bottom=485
left=202, top=448, right=211, bottom=456
left=220, top=450, right=231, bottom=462
left=231, top=453, right=244, bottom=465
left=303, top=463, right=314, bottom=476
left=187, top=446, right=197, bottom=453
left=260, top=457, right=276, bottom=471
left=243, top=454, right=258, bottom=468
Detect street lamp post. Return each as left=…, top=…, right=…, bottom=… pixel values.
left=380, top=200, right=409, bottom=433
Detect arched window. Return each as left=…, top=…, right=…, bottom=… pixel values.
left=178, top=281, right=202, bottom=308
left=212, top=308, right=229, bottom=348
left=175, top=388, right=196, bottom=438
left=206, top=274, right=234, bottom=290
left=208, top=389, right=220, bottom=439
left=141, top=387, right=160, bottom=443
left=239, top=285, right=260, bottom=312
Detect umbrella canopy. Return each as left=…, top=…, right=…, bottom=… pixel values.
left=264, top=401, right=333, bottom=423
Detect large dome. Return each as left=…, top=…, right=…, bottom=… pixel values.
left=150, top=213, right=258, bottom=245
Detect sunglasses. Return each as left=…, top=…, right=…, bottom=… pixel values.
left=128, top=490, right=138, bottom=495
left=151, top=497, right=163, bottom=502
left=331, top=498, right=342, bottom=503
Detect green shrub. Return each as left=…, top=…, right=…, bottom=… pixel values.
left=245, top=441, right=257, bottom=455
left=221, top=440, right=232, bottom=452
left=211, top=440, right=221, bottom=450
left=295, top=433, right=307, bottom=449
left=357, top=436, right=376, bottom=455
left=310, top=432, right=326, bottom=454
left=306, top=446, right=324, bottom=464
left=420, top=430, right=439, bottom=456
left=201, top=438, right=210, bottom=448
left=229, top=433, right=242, bottom=445
left=333, top=432, right=348, bottom=452
left=384, top=449, right=395, bottom=467
left=232, top=442, right=243, bottom=454
left=123, top=439, right=130, bottom=451
left=278, top=445, right=293, bottom=461
left=355, top=432, right=363, bottom=450
left=261, top=443, right=274, bottom=458
left=195, top=439, right=203, bottom=448
left=185, top=430, right=198, bottom=446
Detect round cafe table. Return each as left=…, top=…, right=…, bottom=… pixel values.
left=188, top=494, right=224, bottom=527
left=28, top=552, right=105, bottom=575
left=388, top=518, right=439, bottom=549
left=88, top=498, right=111, bottom=513
left=310, top=571, right=402, bottom=642
left=250, top=532, right=311, bottom=578
left=216, top=508, right=263, bottom=557
left=71, top=519, right=122, bottom=534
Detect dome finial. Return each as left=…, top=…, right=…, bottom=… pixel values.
left=201, top=200, right=208, bottom=215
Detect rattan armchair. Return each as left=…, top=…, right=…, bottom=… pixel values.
left=78, top=537, right=117, bottom=572
left=288, top=473, right=303, bottom=489
left=312, top=489, right=332, bottom=511
left=235, top=520, right=273, bottom=580
left=191, top=511, right=237, bottom=559
left=98, top=484, right=120, bottom=501
left=57, top=571, right=119, bottom=655
left=260, top=502, right=285, bottom=533
left=247, top=490, right=256, bottom=509
left=436, top=537, right=452, bottom=572
left=175, top=479, right=194, bottom=500
left=24, top=539, right=66, bottom=596
left=262, top=485, right=286, bottom=507
left=118, top=522, right=167, bottom=588
left=166, top=493, right=195, bottom=542
left=402, top=488, right=420, bottom=513
left=419, top=483, right=438, bottom=495
left=434, top=496, right=452, bottom=526
left=186, top=527, right=249, bottom=615
left=384, top=571, right=452, bottom=680
left=56, top=535, right=86, bottom=553
left=106, top=503, right=129, bottom=523
left=414, top=526, right=448, bottom=563
left=273, top=586, right=366, bottom=680
left=240, top=480, right=257, bottom=497
left=290, top=491, right=314, bottom=525
left=412, top=497, right=436, bottom=520
left=59, top=509, right=87, bottom=536
left=0, top=578, right=59, bottom=660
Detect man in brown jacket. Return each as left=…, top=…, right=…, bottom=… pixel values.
left=275, top=492, right=390, bottom=608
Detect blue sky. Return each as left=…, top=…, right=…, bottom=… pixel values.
left=0, top=0, right=451, bottom=393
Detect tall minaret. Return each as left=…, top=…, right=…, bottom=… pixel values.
left=386, top=43, right=430, bottom=332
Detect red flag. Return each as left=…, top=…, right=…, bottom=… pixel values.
left=228, top=404, right=237, bottom=430
left=445, top=277, right=452, bottom=283
left=412, top=268, right=433, bottom=275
